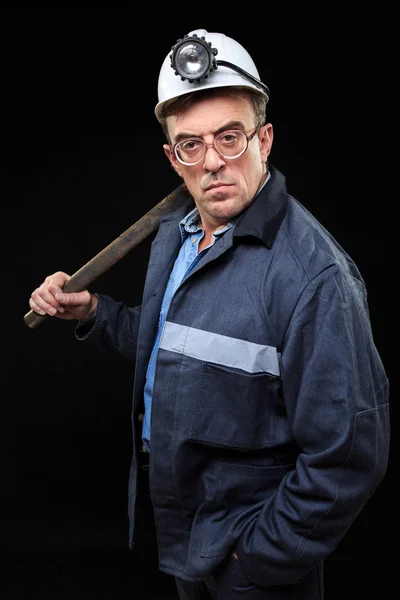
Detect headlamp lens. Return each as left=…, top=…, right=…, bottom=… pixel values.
left=175, top=41, right=210, bottom=80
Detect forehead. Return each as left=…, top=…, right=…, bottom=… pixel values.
left=167, top=93, right=255, bottom=141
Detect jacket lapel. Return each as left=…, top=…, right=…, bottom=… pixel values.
left=133, top=201, right=193, bottom=410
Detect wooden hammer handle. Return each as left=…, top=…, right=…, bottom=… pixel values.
left=24, top=184, right=190, bottom=329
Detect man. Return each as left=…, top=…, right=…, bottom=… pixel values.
left=28, top=29, right=390, bottom=599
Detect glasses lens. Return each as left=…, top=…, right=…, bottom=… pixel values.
left=174, top=130, right=249, bottom=165
left=175, top=139, right=205, bottom=164
left=215, top=130, right=247, bottom=157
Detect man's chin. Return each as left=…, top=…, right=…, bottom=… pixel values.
left=208, top=199, right=242, bottom=223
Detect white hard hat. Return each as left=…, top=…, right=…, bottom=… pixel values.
left=155, top=29, right=270, bottom=122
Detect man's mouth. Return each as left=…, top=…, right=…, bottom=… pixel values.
left=205, top=183, right=233, bottom=191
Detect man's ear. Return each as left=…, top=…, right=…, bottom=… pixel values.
left=259, top=124, right=273, bottom=163
left=163, top=144, right=183, bottom=177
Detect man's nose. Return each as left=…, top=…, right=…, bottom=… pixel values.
left=203, top=144, right=225, bottom=171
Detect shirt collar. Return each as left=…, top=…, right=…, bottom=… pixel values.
left=179, top=206, right=202, bottom=237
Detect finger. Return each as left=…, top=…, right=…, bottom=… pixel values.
left=29, top=297, right=47, bottom=316
left=44, top=272, right=70, bottom=288
left=30, top=287, right=65, bottom=315
left=45, top=275, right=69, bottom=297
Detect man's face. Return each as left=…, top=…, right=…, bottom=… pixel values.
left=163, top=92, right=273, bottom=232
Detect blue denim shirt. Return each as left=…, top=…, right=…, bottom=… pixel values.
left=141, top=209, right=233, bottom=451
left=142, top=176, right=270, bottom=451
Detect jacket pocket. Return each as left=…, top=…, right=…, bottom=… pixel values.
left=190, top=362, right=280, bottom=449
left=199, top=461, right=293, bottom=557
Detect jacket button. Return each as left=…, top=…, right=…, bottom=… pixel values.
left=138, top=413, right=144, bottom=422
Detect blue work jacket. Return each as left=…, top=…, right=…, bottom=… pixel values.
left=77, top=165, right=390, bottom=596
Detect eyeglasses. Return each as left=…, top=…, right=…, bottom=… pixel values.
left=172, top=128, right=259, bottom=166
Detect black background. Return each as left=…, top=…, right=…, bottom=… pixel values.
left=1, top=8, right=396, bottom=600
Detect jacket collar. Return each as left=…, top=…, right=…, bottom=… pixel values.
left=233, top=164, right=288, bottom=249
left=162, top=164, right=288, bottom=250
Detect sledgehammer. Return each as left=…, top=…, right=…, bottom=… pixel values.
left=24, top=183, right=190, bottom=329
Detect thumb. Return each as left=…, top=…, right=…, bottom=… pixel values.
left=55, top=290, right=91, bottom=306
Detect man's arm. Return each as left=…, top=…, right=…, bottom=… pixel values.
left=236, top=266, right=390, bottom=586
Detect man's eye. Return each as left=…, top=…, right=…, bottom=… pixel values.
left=181, top=140, right=202, bottom=152
left=219, top=132, right=239, bottom=144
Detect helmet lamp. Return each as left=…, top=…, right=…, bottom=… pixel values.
left=170, top=33, right=270, bottom=97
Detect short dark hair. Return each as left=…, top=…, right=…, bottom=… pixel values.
left=159, top=86, right=268, bottom=143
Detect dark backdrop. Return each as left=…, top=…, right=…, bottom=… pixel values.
left=1, top=11, right=396, bottom=600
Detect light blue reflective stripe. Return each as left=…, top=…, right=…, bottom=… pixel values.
left=159, top=321, right=280, bottom=376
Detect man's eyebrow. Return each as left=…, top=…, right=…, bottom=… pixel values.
left=173, top=121, right=246, bottom=144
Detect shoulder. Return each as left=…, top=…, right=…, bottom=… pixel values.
left=276, top=195, right=363, bottom=286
